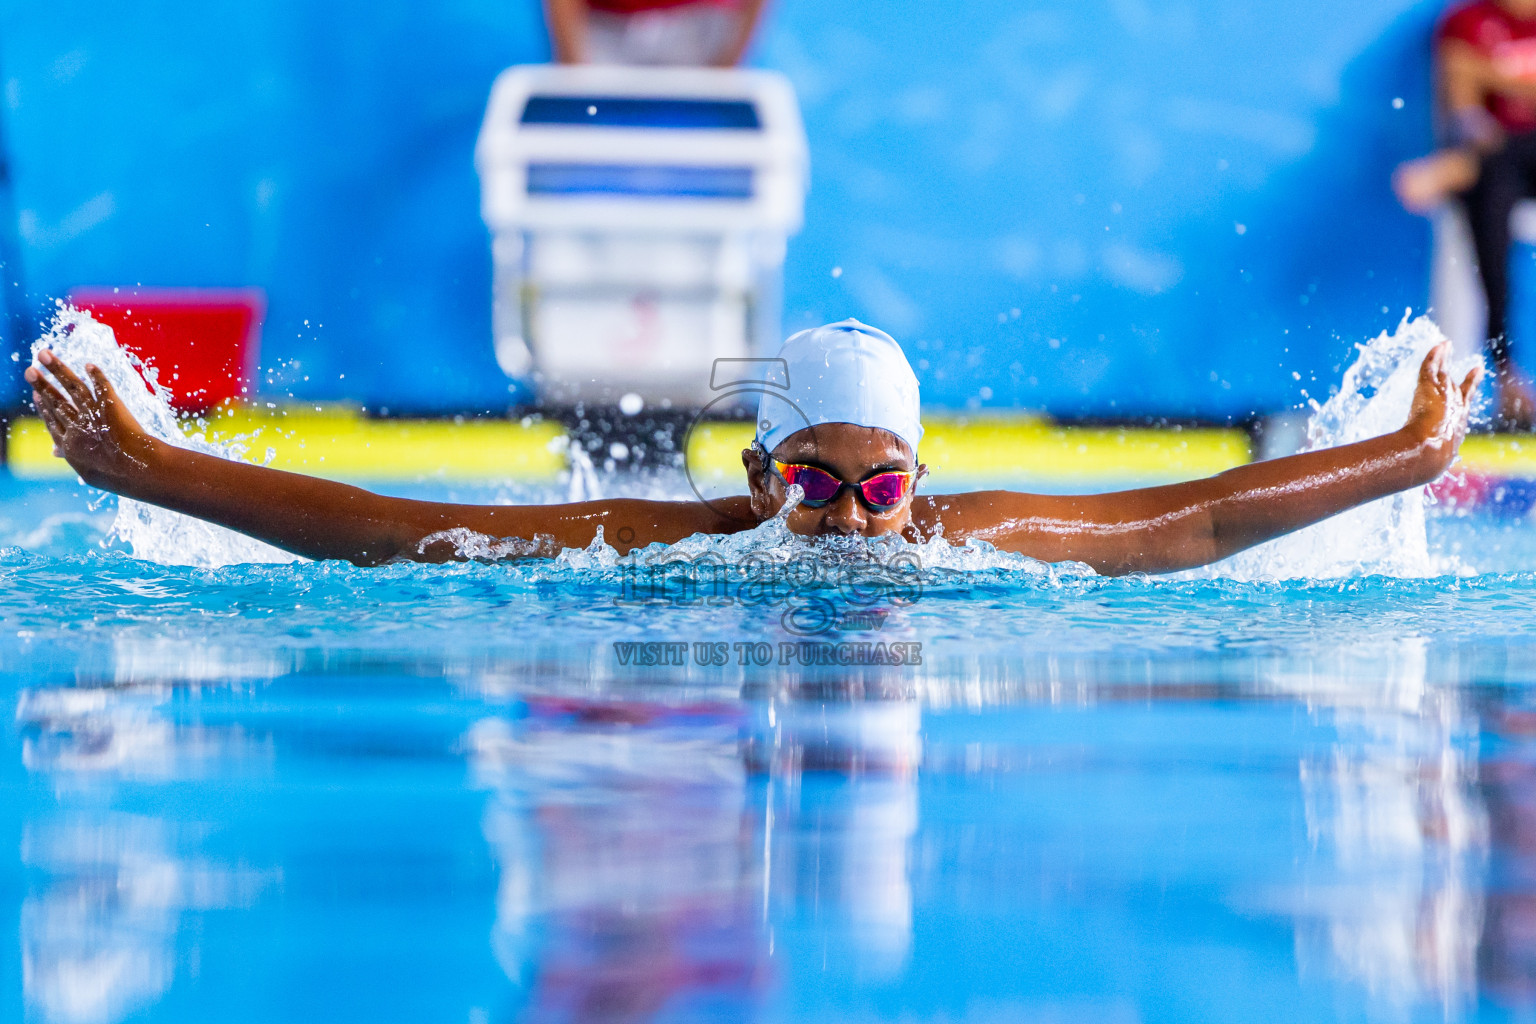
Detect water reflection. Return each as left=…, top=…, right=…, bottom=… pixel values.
left=1477, top=692, right=1536, bottom=1008
left=21, top=637, right=1536, bottom=1021
left=469, top=680, right=922, bottom=1019
left=15, top=680, right=273, bottom=1024
left=462, top=646, right=1536, bottom=1021
left=22, top=815, right=182, bottom=1024
left=471, top=698, right=766, bottom=1020
left=1286, top=639, right=1485, bottom=1016
left=744, top=687, right=921, bottom=978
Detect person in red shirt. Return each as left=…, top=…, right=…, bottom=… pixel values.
left=544, top=0, right=768, bottom=67
left=1395, top=0, right=1536, bottom=427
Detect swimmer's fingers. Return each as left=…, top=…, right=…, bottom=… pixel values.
left=1419, top=342, right=1443, bottom=379
left=1434, top=345, right=1463, bottom=403
left=1405, top=343, right=1468, bottom=444
left=33, top=379, right=77, bottom=432
left=35, top=350, right=95, bottom=410
left=82, top=363, right=151, bottom=440
left=1413, top=344, right=1448, bottom=407
left=34, top=400, right=68, bottom=457
left=32, top=384, right=62, bottom=427
left=24, top=365, right=72, bottom=419
left=1461, top=366, right=1484, bottom=407
left=83, top=365, right=123, bottom=412
left=29, top=378, right=75, bottom=457
left=1416, top=343, right=1445, bottom=391
left=31, top=381, right=66, bottom=425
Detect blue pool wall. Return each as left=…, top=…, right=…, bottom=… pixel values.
left=0, top=0, right=1449, bottom=419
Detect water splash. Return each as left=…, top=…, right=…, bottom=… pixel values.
left=31, top=304, right=300, bottom=568
left=565, top=440, right=602, bottom=502
left=1194, top=314, right=1483, bottom=581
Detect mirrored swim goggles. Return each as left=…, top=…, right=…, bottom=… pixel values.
left=756, top=443, right=916, bottom=512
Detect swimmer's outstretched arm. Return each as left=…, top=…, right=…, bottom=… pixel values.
left=923, top=344, right=1481, bottom=575
left=25, top=352, right=745, bottom=564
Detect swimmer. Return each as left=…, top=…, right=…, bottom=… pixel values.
left=25, top=319, right=1479, bottom=576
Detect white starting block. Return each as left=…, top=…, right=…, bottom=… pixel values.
left=1431, top=199, right=1536, bottom=361
left=475, top=64, right=809, bottom=407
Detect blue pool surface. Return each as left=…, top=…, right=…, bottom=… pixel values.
left=7, top=474, right=1536, bottom=1023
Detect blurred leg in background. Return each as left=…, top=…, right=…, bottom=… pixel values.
left=1462, top=131, right=1536, bottom=428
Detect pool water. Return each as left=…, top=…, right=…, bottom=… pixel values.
left=7, top=468, right=1536, bottom=1024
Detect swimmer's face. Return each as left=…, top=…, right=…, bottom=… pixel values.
left=743, top=423, right=927, bottom=538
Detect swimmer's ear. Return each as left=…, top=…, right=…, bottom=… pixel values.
left=740, top=445, right=774, bottom=515
left=916, top=463, right=928, bottom=484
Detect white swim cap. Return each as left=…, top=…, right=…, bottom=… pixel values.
left=755, top=319, right=923, bottom=459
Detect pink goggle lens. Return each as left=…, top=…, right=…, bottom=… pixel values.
left=778, top=463, right=844, bottom=503
left=859, top=471, right=912, bottom=509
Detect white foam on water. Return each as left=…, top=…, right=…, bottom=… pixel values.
left=412, top=481, right=1065, bottom=578
left=1191, top=313, right=1483, bottom=581
left=524, top=487, right=1073, bottom=578
left=31, top=304, right=301, bottom=568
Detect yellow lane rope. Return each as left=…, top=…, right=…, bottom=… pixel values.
left=7, top=407, right=567, bottom=482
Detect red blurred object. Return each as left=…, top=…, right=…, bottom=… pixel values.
left=67, top=287, right=265, bottom=414
left=1427, top=470, right=1490, bottom=510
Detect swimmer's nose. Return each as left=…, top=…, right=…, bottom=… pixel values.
left=820, top=488, right=866, bottom=535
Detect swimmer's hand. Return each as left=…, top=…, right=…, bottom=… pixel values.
left=25, top=350, right=160, bottom=490
left=1391, top=150, right=1481, bottom=215
left=1401, top=341, right=1482, bottom=482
